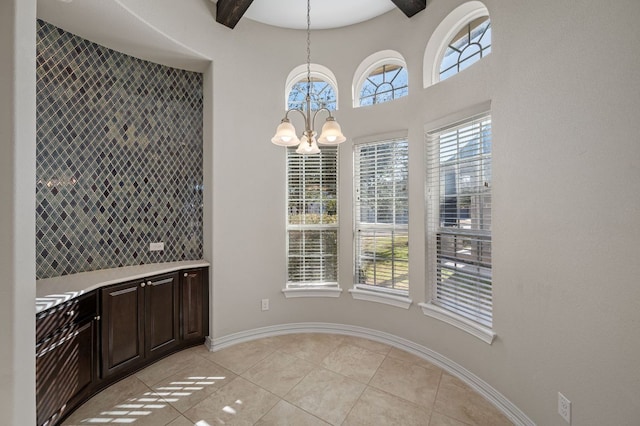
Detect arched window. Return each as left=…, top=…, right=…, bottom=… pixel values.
left=424, top=2, right=491, bottom=88
left=285, top=64, right=338, bottom=111
left=353, top=50, right=408, bottom=108
left=439, top=16, right=491, bottom=81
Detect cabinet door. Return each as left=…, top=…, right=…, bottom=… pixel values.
left=101, top=281, right=144, bottom=377
left=36, top=320, right=95, bottom=425
left=181, top=269, right=208, bottom=341
left=145, top=272, right=180, bottom=358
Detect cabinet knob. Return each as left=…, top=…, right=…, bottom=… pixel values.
left=66, top=310, right=75, bottom=317
left=147, top=281, right=152, bottom=286
left=94, top=315, right=101, bottom=321
left=184, top=273, right=188, bottom=277
left=141, top=282, right=146, bottom=287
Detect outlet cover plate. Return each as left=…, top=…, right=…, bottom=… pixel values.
left=149, top=242, right=164, bottom=251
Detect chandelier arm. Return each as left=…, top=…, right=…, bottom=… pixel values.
left=284, top=108, right=313, bottom=147
left=283, top=108, right=308, bottom=124
left=311, top=107, right=334, bottom=126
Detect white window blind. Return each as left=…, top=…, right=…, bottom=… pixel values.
left=426, top=114, right=492, bottom=327
left=287, top=146, right=338, bottom=286
left=354, top=138, right=409, bottom=294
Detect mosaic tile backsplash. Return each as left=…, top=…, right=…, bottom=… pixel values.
left=36, top=20, right=204, bottom=279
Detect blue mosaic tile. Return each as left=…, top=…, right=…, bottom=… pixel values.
left=36, top=20, right=203, bottom=279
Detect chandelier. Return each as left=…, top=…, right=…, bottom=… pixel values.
left=271, top=0, right=346, bottom=154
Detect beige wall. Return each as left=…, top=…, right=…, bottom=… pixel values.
left=0, top=0, right=37, bottom=424
left=34, top=0, right=640, bottom=425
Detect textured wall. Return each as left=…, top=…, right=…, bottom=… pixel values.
left=36, top=20, right=203, bottom=279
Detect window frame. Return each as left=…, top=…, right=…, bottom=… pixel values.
left=352, top=50, right=408, bottom=108
left=285, top=63, right=339, bottom=110
left=438, top=16, right=491, bottom=81
left=283, top=146, right=341, bottom=295
left=358, top=64, right=409, bottom=107
left=423, top=1, right=490, bottom=88
left=350, top=134, right=412, bottom=309
left=421, top=111, right=496, bottom=343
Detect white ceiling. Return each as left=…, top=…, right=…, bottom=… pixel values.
left=38, top=0, right=211, bottom=72
left=35, top=0, right=398, bottom=72
left=242, top=0, right=397, bottom=30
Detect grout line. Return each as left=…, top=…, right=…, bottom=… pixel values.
left=338, top=384, right=367, bottom=426
left=366, top=348, right=387, bottom=386
left=426, top=369, right=444, bottom=426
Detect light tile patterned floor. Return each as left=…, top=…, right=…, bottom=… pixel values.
left=62, top=334, right=513, bottom=426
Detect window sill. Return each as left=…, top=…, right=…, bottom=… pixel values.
left=349, top=288, right=412, bottom=309
left=282, top=287, right=343, bottom=298
left=419, top=302, right=496, bottom=344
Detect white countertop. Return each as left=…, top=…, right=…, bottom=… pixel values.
left=36, top=260, right=210, bottom=313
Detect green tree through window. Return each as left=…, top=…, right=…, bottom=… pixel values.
left=354, top=138, right=409, bottom=292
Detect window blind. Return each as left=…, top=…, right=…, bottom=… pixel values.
left=354, top=139, right=409, bottom=293
left=286, top=146, right=338, bottom=286
left=426, top=115, right=492, bottom=326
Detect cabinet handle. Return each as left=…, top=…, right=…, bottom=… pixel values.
left=66, top=310, right=75, bottom=316
left=141, top=282, right=146, bottom=287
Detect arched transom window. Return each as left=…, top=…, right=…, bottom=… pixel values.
left=359, top=64, right=408, bottom=107
left=353, top=50, right=408, bottom=108
left=439, top=16, right=491, bottom=81
left=288, top=77, right=337, bottom=111
left=285, top=63, right=339, bottom=112
left=423, top=2, right=491, bottom=88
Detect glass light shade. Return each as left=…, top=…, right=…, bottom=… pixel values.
left=295, top=133, right=321, bottom=155
left=317, top=118, right=346, bottom=145
left=271, top=120, right=300, bottom=146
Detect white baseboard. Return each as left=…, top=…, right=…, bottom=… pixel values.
left=205, top=335, right=214, bottom=351
left=207, top=323, right=534, bottom=426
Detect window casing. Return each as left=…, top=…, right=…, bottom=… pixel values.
left=426, top=114, right=492, bottom=327
left=354, top=138, right=409, bottom=295
left=286, top=147, right=338, bottom=287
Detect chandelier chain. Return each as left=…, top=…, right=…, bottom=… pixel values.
left=270, top=0, right=344, bottom=153
left=306, top=0, right=311, bottom=100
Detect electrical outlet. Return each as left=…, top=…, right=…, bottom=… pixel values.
left=149, top=242, right=164, bottom=251
left=261, top=298, right=269, bottom=311
left=558, top=392, right=571, bottom=424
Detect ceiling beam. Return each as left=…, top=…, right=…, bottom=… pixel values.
left=216, top=0, right=254, bottom=29
left=390, top=0, right=426, bottom=18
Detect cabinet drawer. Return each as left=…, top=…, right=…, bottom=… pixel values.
left=36, top=291, right=97, bottom=343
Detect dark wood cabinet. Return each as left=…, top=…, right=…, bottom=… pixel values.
left=100, top=280, right=144, bottom=377
left=181, top=268, right=209, bottom=342
left=36, top=292, right=98, bottom=426
left=36, top=266, right=208, bottom=425
left=101, top=272, right=180, bottom=378
left=145, top=273, right=180, bottom=358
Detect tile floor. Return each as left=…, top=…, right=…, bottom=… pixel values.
left=62, top=333, right=513, bottom=426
